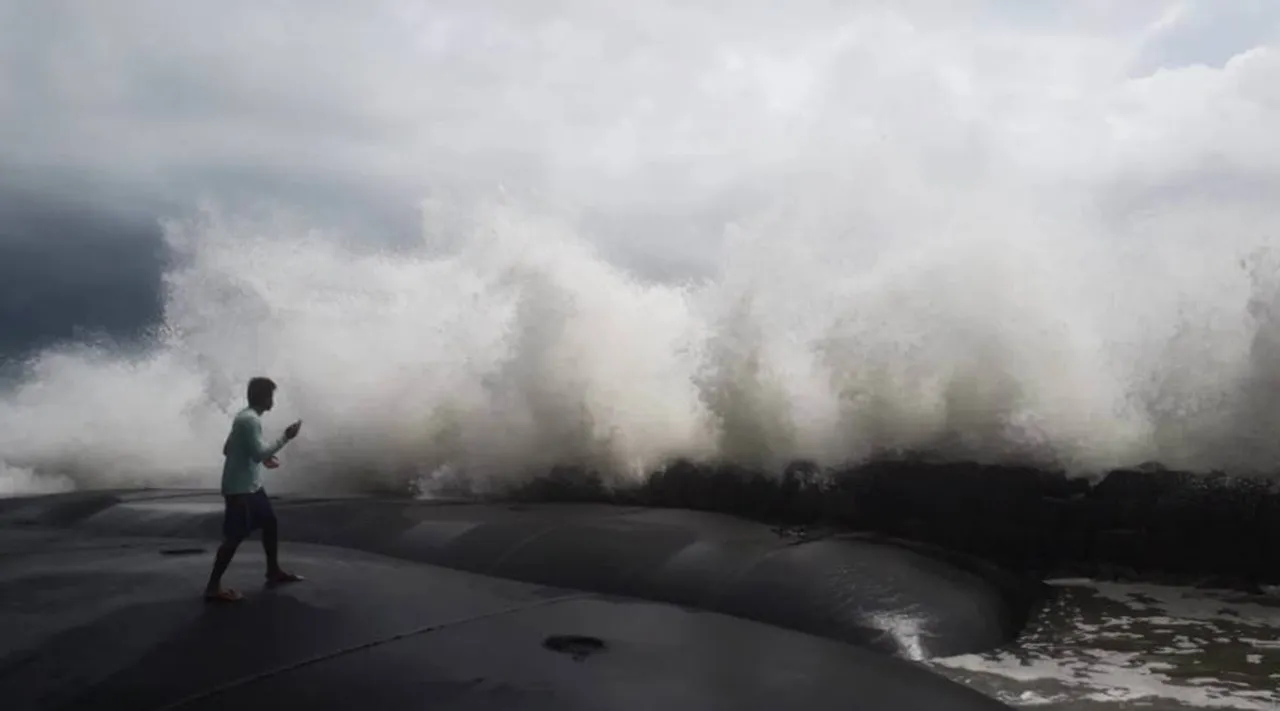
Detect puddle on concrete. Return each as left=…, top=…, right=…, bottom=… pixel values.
left=927, top=580, right=1280, bottom=710
left=543, top=634, right=607, bottom=661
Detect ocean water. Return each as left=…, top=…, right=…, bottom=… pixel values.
left=930, top=580, right=1280, bottom=709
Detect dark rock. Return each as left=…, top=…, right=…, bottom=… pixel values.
left=506, top=459, right=1280, bottom=588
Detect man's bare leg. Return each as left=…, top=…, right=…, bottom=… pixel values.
left=205, top=538, right=245, bottom=601
left=261, top=516, right=303, bottom=585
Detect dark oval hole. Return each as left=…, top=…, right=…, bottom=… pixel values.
left=160, top=548, right=205, bottom=557
left=543, top=635, right=606, bottom=661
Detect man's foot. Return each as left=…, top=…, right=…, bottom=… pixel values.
left=204, top=588, right=244, bottom=603
left=265, top=570, right=304, bottom=586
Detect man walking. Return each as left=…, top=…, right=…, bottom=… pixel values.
left=205, top=376, right=304, bottom=602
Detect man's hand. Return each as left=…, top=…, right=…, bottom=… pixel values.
left=264, top=456, right=280, bottom=469
left=284, top=420, right=303, bottom=440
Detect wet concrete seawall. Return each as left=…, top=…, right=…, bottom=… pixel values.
left=533, top=461, right=1280, bottom=587
left=0, top=490, right=1034, bottom=661
left=0, top=529, right=1017, bottom=711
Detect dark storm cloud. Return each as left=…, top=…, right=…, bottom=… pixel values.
left=0, top=186, right=164, bottom=359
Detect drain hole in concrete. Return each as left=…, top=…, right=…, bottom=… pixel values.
left=543, top=635, right=606, bottom=661
left=160, top=548, right=205, bottom=556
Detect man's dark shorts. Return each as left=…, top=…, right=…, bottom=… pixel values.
left=223, top=488, right=276, bottom=541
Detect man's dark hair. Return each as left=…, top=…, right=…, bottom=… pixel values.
left=246, top=377, right=277, bottom=407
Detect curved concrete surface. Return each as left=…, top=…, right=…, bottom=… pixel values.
left=0, top=490, right=1032, bottom=660
left=635, top=461, right=1280, bottom=585
left=0, top=529, right=1015, bottom=711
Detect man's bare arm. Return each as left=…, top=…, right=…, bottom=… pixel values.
left=238, top=417, right=290, bottom=463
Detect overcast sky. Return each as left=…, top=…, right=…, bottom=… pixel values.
left=4, top=1, right=1278, bottom=213
left=2, top=0, right=1280, bottom=351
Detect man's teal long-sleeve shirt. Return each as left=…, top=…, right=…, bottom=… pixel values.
left=220, top=407, right=288, bottom=495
